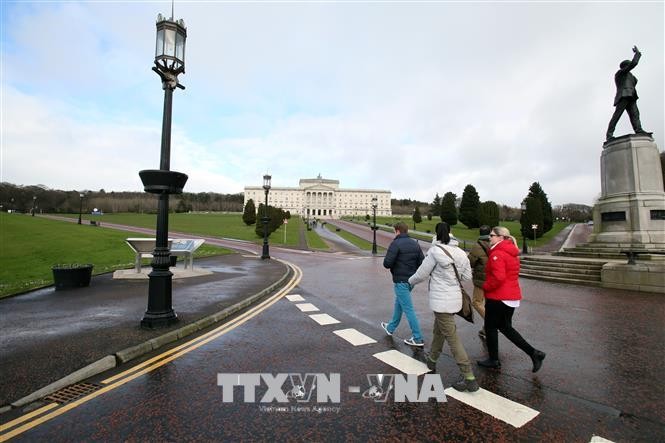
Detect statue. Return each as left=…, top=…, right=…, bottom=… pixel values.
left=605, top=46, right=652, bottom=142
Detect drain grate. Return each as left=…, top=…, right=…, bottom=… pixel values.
left=45, top=382, right=102, bottom=404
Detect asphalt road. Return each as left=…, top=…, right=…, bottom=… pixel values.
left=3, top=241, right=663, bottom=442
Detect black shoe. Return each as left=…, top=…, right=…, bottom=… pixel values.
left=419, top=352, right=437, bottom=372
left=452, top=376, right=479, bottom=393
left=477, top=358, right=501, bottom=369
left=531, top=350, right=546, bottom=373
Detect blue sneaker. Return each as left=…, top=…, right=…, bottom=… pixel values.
left=404, top=337, right=424, bottom=347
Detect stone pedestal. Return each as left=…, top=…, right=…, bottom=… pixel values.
left=590, top=134, right=665, bottom=246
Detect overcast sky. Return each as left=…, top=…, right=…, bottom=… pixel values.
left=2, top=1, right=663, bottom=207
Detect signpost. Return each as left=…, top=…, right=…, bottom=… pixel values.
left=283, top=219, right=288, bottom=244
left=531, top=224, right=538, bottom=247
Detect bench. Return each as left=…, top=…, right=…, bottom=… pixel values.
left=621, top=250, right=665, bottom=265
left=125, top=238, right=205, bottom=272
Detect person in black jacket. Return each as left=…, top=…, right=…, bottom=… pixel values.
left=381, top=222, right=425, bottom=347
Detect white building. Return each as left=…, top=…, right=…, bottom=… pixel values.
left=243, top=175, right=392, bottom=219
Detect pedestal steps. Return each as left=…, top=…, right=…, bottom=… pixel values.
left=554, top=242, right=665, bottom=261
left=520, top=256, right=605, bottom=286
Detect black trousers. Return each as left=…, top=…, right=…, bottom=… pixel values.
left=607, top=97, right=643, bottom=138
left=484, top=299, right=535, bottom=361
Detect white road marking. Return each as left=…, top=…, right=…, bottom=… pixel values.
left=308, top=314, right=340, bottom=325
left=285, top=294, right=305, bottom=302
left=372, top=350, right=429, bottom=375
left=589, top=436, right=615, bottom=443
left=444, top=387, right=539, bottom=428
left=294, top=303, right=319, bottom=312
left=333, top=328, right=377, bottom=346
left=348, top=386, right=361, bottom=393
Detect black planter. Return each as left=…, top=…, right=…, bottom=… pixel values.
left=52, top=264, right=94, bottom=290
left=139, top=169, right=188, bottom=195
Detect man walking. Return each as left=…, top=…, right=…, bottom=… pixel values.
left=606, top=45, right=651, bottom=141
left=381, top=222, right=425, bottom=347
left=468, top=225, right=491, bottom=340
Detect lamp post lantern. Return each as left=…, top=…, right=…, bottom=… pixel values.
left=520, top=202, right=528, bottom=254
left=138, top=12, right=188, bottom=329
left=261, top=174, right=272, bottom=260
left=371, top=196, right=378, bottom=255
left=532, top=224, right=538, bottom=248
left=78, top=193, right=84, bottom=224
left=32, top=196, right=37, bottom=217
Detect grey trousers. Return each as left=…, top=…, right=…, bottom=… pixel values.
left=430, top=312, right=473, bottom=377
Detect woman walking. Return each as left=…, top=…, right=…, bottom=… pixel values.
left=408, top=222, right=479, bottom=392
left=477, top=226, right=546, bottom=372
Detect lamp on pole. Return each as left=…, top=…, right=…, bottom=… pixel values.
left=520, top=202, right=528, bottom=254
left=32, top=196, right=37, bottom=217
left=261, top=174, right=272, bottom=260
left=371, top=196, right=378, bottom=255
left=138, top=11, right=188, bottom=329
left=532, top=224, right=538, bottom=249
left=78, top=193, right=84, bottom=224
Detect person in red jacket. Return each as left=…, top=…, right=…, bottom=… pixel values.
left=476, top=226, right=546, bottom=373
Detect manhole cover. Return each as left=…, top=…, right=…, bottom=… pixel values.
left=44, top=382, right=102, bottom=404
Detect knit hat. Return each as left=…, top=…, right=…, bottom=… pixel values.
left=478, top=225, right=491, bottom=240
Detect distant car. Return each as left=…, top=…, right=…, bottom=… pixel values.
left=587, top=221, right=594, bottom=226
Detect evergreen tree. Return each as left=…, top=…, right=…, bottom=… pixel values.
left=527, top=182, right=553, bottom=233
left=431, top=193, right=442, bottom=220
left=478, top=201, right=500, bottom=228
left=412, top=206, right=422, bottom=228
left=440, top=192, right=458, bottom=226
left=520, top=197, right=544, bottom=239
left=458, top=184, right=481, bottom=228
left=242, top=199, right=256, bottom=225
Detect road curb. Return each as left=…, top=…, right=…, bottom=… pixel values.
left=5, top=262, right=292, bottom=414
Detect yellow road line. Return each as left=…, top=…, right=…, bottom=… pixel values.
left=0, top=403, right=58, bottom=433
left=0, top=260, right=302, bottom=442
left=102, top=259, right=299, bottom=385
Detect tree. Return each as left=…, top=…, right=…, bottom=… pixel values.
left=520, top=196, right=544, bottom=239
left=254, top=204, right=285, bottom=238
left=458, top=184, right=481, bottom=228
left=242, top=199, right=256, bottom=225
left=478, top=201, right=500, bottom=228
left=431, top=193, right=442, bottom=219
left=527, top=182, right=553, bottom=233
left=412, top=206, right=422, bottom=228
left=440, top=192, right=458, bottom=226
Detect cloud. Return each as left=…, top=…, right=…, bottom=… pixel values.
left=2, top=1, right=663, bottom=207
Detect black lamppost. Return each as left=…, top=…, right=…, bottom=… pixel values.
left=261, top=174, right=272, bottom=260
left=520, top=202, right=528, bottom=254
left=78, top=193, right=84, bottom=224
left=371, top=196, right=378, bottom=255
left=138, top=12, right=188, bottom=329
left=32, top=196, right=37, bottom=217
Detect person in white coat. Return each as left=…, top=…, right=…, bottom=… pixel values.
left=409, top=222, right=478, bottom=392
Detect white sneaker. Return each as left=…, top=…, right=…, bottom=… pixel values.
left=380, top=322, right=393, bottom=336
left=404, top=337, right=424, bottom=347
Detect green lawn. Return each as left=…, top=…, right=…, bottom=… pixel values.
left=324, top=222, right=386, bottom=252
left=61, top=212, right=304, bottom=247
left=305, top=227, right=329, bottom=250
left=0, top=214, right=230, bottom=298
left=345, top=217, right=570, bottom=249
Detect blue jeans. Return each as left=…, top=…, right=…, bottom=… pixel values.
left=387, top=282, right=423, bottom=342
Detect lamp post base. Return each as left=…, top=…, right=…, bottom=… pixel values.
left=141, top=267, right=179, bottom=329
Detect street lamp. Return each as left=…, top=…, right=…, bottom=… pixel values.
left=371, top=196, right=378, bottom=255
left=138, top=12, right=189, bottom=329
left=532, top=224, right=538, bottom=249
left=520, top=202, right=528, bottom=254
left=32, top=196, right=37, bottom=217
left=261, top=174, right=272, bottom=260
left=78, top=193, right=84, bottom=224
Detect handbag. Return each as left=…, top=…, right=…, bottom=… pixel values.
left=435, top=245, right=474, bottom=323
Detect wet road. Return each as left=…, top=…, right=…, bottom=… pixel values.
left=2, top=248, right=664, bottom=442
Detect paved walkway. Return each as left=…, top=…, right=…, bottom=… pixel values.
left=0, top=254, right=289, bottom=409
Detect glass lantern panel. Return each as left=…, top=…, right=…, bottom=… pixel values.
left=155, top=29, right=164, bottom=57
left=164, top=28, right=176, bottom=57
left=175, top=31, right=185, bottom=62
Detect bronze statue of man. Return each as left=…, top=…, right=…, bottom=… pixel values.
left=606, top=46, right=651, bottom=141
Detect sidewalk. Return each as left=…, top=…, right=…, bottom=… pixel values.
left=0, top=254, right=289, bottom=410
